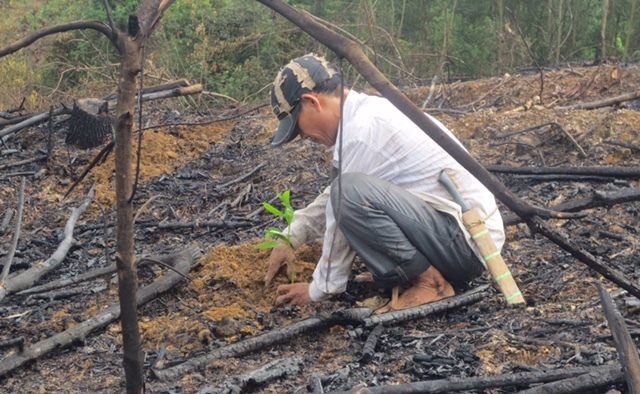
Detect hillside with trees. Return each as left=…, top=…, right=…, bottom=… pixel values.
left=1, top=0, right=639, bottom=112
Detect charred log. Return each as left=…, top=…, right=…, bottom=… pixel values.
left=65, top=99, right=114, bottom=149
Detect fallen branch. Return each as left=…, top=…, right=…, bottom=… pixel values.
left=16, top=247, right=197, bottom=297
left=557, top=89, right=640, bottom=110
left=0, top=177, right=26, bottom=300
left=485, top=165, right=640, bottom=179
left=503, top=187, right=640, bottom=226
left=515, top=365, right=624, bottom=394
left=216, top=162, right=267, bottom=190
left=0, top=113, right=36, bottom=128
left=102, top=78, right=190, bottom=101
left=0, top=108, right=70, bottom=141
left=0, top=187, right=95, bottom=300
left=363, top=284, right=491, bottom=328
left=0, top=155, right=48, bottom=170
left=603, top=140, right=640, bottom=153
left=329, top=365, right=623, bottom=394
left=597, top=282, right=640, bottom=392
left=0, top=246, right=197, bottom=378
left=137, top=84, right=202, bottom=101
left=29, top=287, right=83, bottom=302
left=508, top=174, right=622, bottom=183
left=195, top=356, right=303, bottom=394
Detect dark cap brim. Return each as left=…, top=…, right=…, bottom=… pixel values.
left=271, top=105, right=301, bottom=146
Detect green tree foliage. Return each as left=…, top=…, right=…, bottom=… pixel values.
left=2, top=0, right=640, bottom=111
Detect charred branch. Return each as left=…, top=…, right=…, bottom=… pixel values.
left=507, top=174, right=626, bottom=183
left=0, top=113, right=34, bottom=128
left=515, top=366, right=624, bottom=394
left=0, top=209, right=14, bottom=235
left=603, top=140, right=640, bottom=153
left=17, top=264, right=117, bottom=296
left=0, top=107, right=71, bottom=141
left=597, top=283, right=640, bottom=392
left=486, top=165, right=640, bottom=179
left=102, top=78, right=190, bottom=101
left=0, top=177, right=26, bottom=299
left=29, top=288, right=83, bottom=302
left=0, top=187, right=95, bottom=300
left=0, top=246, right=198, bottom=379
left=503, top=187, right=640, bottom=226
left=493, top=122, right=586, bottom=158
left=363, top=285, right=491, bottom=328
left=0, top=155, right=48, bottom=171
left=330, top=365, right=623, bottom=394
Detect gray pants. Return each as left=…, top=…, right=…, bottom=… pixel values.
left=330, top=173, right=483, bottom=288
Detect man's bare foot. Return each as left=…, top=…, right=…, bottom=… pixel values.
left=374, top=265, right=454, bottom=314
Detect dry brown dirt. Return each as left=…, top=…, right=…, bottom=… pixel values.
left=1, top=63, right=639, bottom=393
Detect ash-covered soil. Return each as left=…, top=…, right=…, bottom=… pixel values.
left=1, top=63, right=639, bottom=393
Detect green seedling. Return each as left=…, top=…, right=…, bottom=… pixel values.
left=256, top=190, right=296, bottom=281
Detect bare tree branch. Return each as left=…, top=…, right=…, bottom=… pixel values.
left=103, top=0, right=118, bottom=41
left=0, top=20, right=115, bottom=58
left=137, top=0, right=177, bottom=39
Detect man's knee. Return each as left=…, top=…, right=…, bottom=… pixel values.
left=330, top=172, right=366, bottom=210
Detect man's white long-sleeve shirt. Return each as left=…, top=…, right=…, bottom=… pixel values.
left=286, top=91, right=505, bottom=302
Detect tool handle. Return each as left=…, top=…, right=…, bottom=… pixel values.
left=463, top=208, right=525, bottom=304
left=438, top=171, right=470, bottom=212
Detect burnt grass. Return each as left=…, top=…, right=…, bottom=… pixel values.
left=1, top=63, right=640, bottom=393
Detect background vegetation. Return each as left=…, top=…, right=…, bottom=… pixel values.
left=1, top=0, right=638, bottom=111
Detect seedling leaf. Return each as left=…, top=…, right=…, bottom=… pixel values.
left=256, top=240, right=282, bottom=250
left=263, top=202, right=284, bottom=218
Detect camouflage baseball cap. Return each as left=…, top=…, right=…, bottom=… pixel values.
left=270, top=54, right=337, bottom=146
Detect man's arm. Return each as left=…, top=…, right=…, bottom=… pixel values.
left=274, top=196, right=356, bottom=305
left=307, top=196, right=356, bottom=301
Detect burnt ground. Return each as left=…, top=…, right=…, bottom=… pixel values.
left=1, top=62, right=640, bottom=393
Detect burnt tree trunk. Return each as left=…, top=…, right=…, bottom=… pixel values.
left=0, top=2, right=177, bottom=392
left=113, top=29, right=144, bottom=393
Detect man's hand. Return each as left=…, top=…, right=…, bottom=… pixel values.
left=275, top=283, right=312, bottom=306
left=264, top=240, right=295, bottom=286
